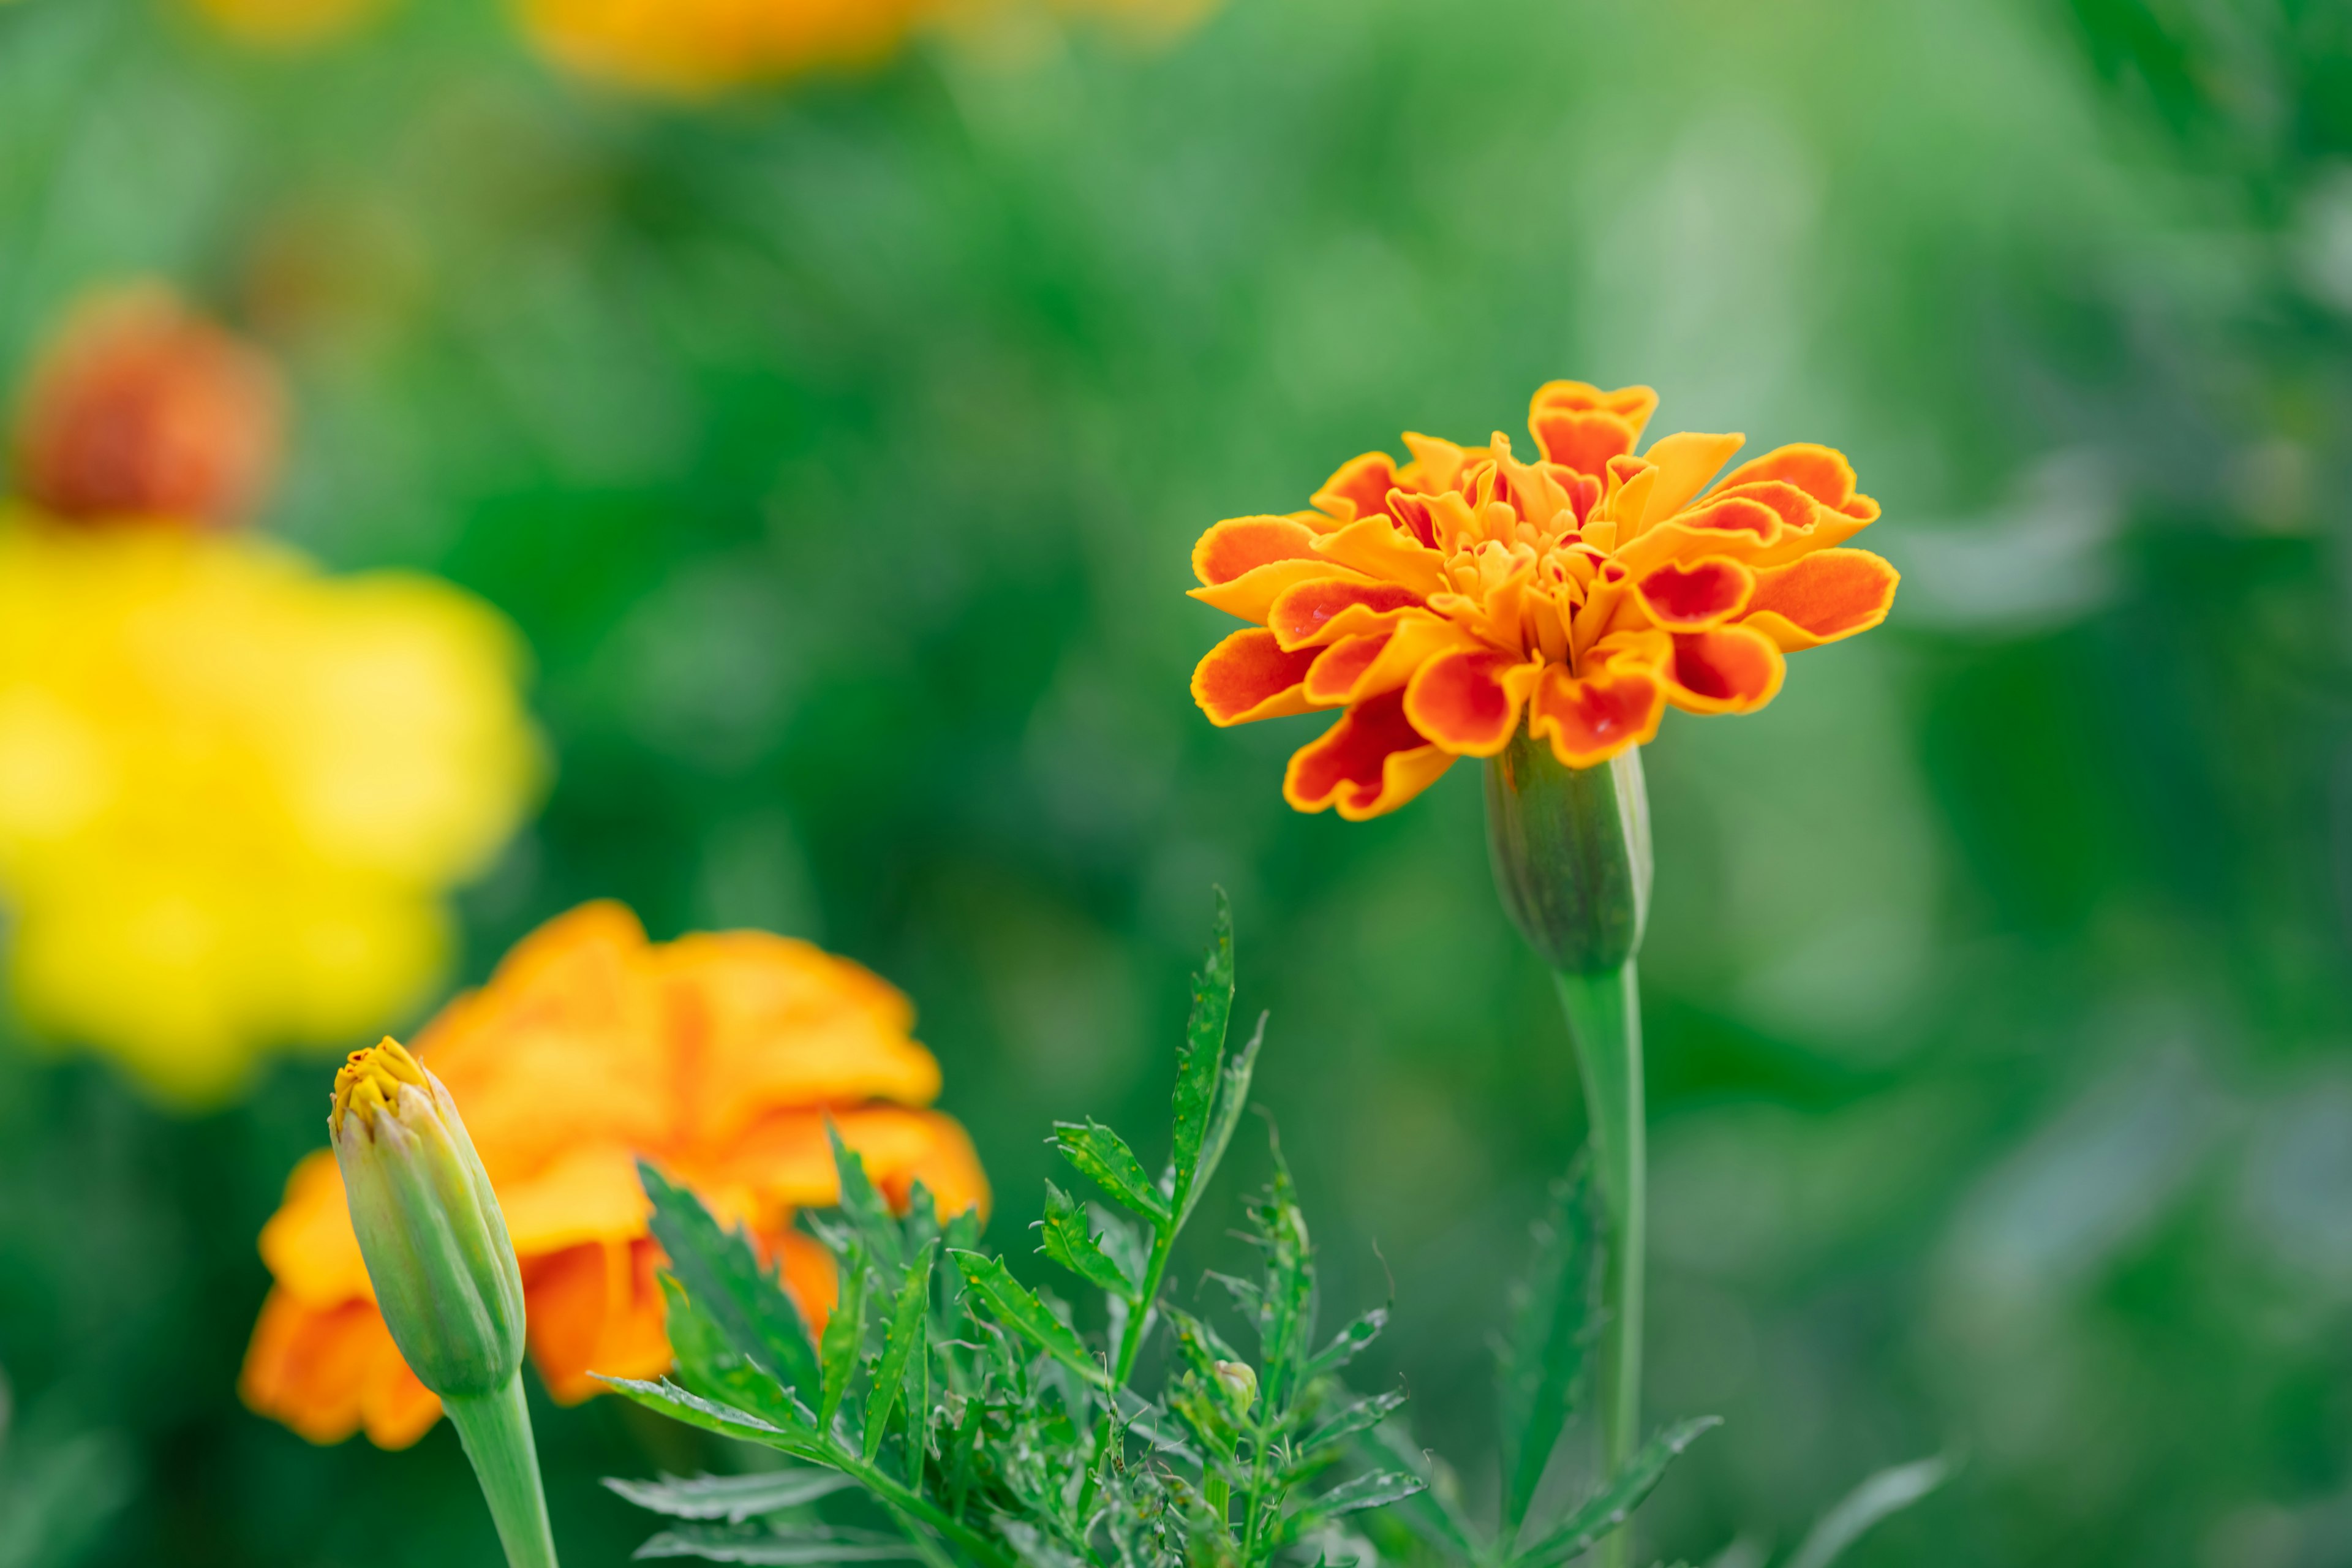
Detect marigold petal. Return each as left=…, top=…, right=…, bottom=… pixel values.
left=1634, top=431, right=1746, bottom=524
left=1664, top=625, right=1786, bottom=714
left=258, top=1150, right=372, bottom=1306
left=1398, top=431, right=1468, bottom=494
left=1528, top=663, right=1665, bottom=768
left=360, top=1350, right=443, bottom=1450
left=496, top=1142, right=650, bottom=1257
left=1613, top=496, right=1792, bottom=576
left=240, top=1289, right=442, bottom=1449
left=682, top=1106, right=989, bottom=1232
left=1633, top=556, right=1756, bottom=631
left=1311, top=452, right=1399, bottom=525
left=1529, top=380, right=1658, bottom=429
left=524, top=1238, right=671, bottom=1404
left=1713, top=442, right=1866, bottom=513
left=1311, top=515, right=1450, bottom=597
left=1188, top=559, right=1370, bottom=624
left=1267, top=578, right=1426, bottom=650
left=1281, top=690, right=1453, bottom=820
left=1190, top=514, right=1324, bottom=587
left=1303, top=633, right=1390, bottom=704
left=1530, top=409, right=1641, bottom=478
left=777, top=1227, right=840, bottom=1336
left=1191, top=628, right=1323, bottom=726
left=1740, top=548, right=1899, bottom=650
left=1401, top=647, right=1540, bottom=758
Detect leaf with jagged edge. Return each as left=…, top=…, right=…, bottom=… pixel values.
left=1248, top=1152, right=1314, bottom=1409
left=633, top=1522, right=927, bottom=1562
left=863, top=1241, right=937, bottom=1464
left=818, top=1239, right=869, bottom=1434
left=1276, top=1470, right=1427, bottom=1545
left=1499, top=1158, right=1600, bottom=1538
left=1292, top=1390, right=1411, bottom=1477
left=641, top=1162, right=823, bottom=1398
left=1512, top=1417, right=1722, bottom=1568
left=657, top=1275, right=812, bottom=1431
left=948, top=1251, right=1111, bottom=1388
left=1049, top=1121, right=1169, bottom=1227
left=1305, top=1308, right=1387, bottom=1380
left=1183, top=1010, right=1264, bottom=1232
left=600, top=1377, right=825, bottom=1463
left=603, top=1469, right=856, bottom=1524
left=1038, top=1181, right=1136, bottom=1298
left=826, top=1125, right=906, bottom=1275
left=1167, top=892, right=1235, bottom=1229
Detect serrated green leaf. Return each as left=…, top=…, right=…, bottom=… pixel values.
left=1183, top=1012, right=1263, bottom=1229
left=1513, top=1416, right=1721, bottom=1568
left=827, top=1123, right=907, bottom=1275
left=1305, top=1308, right=1386, bottom=1380
left=635, top=1523, right=925, bottom=1563
left=1278, top=1469, right=1427, bottom=1544
left=1501, top=1161, right=1599, bottom=1536
left=1038, top=1182, right=1136, bottom=1298
left=1049, top=1121, right=1169, bottom=1227
left=600, top=1378, right=822, bottom=1459
left=1365, top=1420, right=1481, bottom=1558
left=603, top=1470, right=856, bottom=1523
left=1168, top=892, right=1235, bottom=1223
left=1251, top=1154, right=1314, bottom=1406
left=641, top=1163, right=823, bottom=1397
left=658, top=1276, right=811, bottom=1430
left=818, top=1240, right=869, bottom=1433
left=1297, top=1390, right=1410, bottom=1465
left=864, top=1241, right=937, bottom=1464
left=947, top=1250, right=1110, bottom=1388
left=1785, top=1453, right=1954, bottom=1568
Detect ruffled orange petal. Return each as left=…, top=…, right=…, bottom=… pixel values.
left=1191, top=628, right=1322, bottom=725
left=1612, top=494, right=1794, bottom=576
left=1401, top=647, right=1540, bottom=758
left=1190, top=515, right=1324, bottom=586
left=241, top=1289, right=440, bottom=1449
left=1311, top=453, right=1399, bottom=525
left=1741, top=549, right=1899, bottom=650
left=1528, top=663, right=1665, bottom=767
left=1267, top=578, right=1426, bottom=650
left=683, top=1105, right=989, bottom=1233
left=1281, top=690, right=1453, bottom=821
left=1188, top=559, right=1369, bottom=623
left=1712, top=443, right=1876, bottom=521
left=1631, top=431, right=1744, bottom=526
left=1310, top=516, right=1451, bottom=597
left=1303, top=633, right=1392, bottom=704
left=1664, top=625, right=1786, bottom=714
left=524, top=1237, right=673, bottom=1404
left=1632, top=556, right=1755, bottom=632
left=258, top=1149, right=373, bottom=1306
left=1528, top=382, right=1658, bottom=475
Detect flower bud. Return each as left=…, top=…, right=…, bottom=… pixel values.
left=330, top=1038, right=525, bottom=1400
left=1483, top=729, right=1652, bottom=975
left=1212, top=1359, right=1258, bottom=1417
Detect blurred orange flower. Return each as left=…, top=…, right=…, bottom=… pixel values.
left=516, top=0, right=927, bottom=96
left=240, top=900, right=989, bottom=1449
left=1188, top=382, right=1899, bottom=820
left=10, top=285, right=285, bottom=529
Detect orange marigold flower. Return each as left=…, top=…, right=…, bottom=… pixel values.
left=1188, top=381, right=1899, bottom=819
left=10, top=284, right=286, bottom=530
left=240, top=900, right=988, bottom=1449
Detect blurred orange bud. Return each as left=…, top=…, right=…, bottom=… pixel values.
left=10, top=284, right=286, bottom=529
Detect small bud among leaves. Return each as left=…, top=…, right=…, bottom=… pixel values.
left=1213, top=1359, right=1259, bottom=1417
left=330, top=1038, right=526, bottom=1400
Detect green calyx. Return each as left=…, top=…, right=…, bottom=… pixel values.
left=331, top=1045, right=526, bottom=1401
left=1483, top=728, right=1653, bottom=976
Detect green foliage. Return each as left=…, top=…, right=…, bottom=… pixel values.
left=612, top=911, right=1714, bottom=1568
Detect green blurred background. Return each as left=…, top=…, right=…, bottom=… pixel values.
left=3, top=0, right=2350, bottom=1563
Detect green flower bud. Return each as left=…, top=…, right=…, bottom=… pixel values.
left=1212, top=1359, right=1258, bottom=1417
left=330, top=1038, right=526, bottom=1400
left=1483, top=729, right=1652, bottom=975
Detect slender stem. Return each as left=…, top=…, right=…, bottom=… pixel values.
left=1553, top=963, right=1645, bottom=1568
left=1075, top=1223, right=1180, bottom=1525
left=442, top=1378, right=559, bottom=1568
left=850, top=1454, right=1019, bottom=1568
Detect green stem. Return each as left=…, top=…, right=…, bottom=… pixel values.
left=1074, top=1224, right=1179, bottom=1525
left=1553, top=964, right=1645, bottom=1568
left=442, top=1378, right=559, bottom=1568
left=850, top=1453, right=1019, bottom=1568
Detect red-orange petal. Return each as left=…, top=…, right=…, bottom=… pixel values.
left=1633, top=556, right=1755, bottom=631
left=1303, top=632, right=1392, bottom=704
left=1531, top=409, right=1641, bottom=478
left=1664, top=625, right=1786, bottom=714
left=1713, top=443, right=1866, bottom=514
left=1741, top=549, right=1899, bottom=650
left=1268, top=578, right=1426, bottom=649
left=1192, top=515, right=1324, bottom=587
left=1192, top=628, right=1323, bottom=725
left=1528, top=663, right=1666, bottom=768
left=1311, top=452, right=1399, bottom=525
left=1401, top=647, right=1538, bottom=758
left=1282, top=690, right=1454, bottom=821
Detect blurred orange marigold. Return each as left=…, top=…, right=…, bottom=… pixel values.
left=1188, top=382, right=1899, bottom=820
left=239, top=900, right=989, bottom=1449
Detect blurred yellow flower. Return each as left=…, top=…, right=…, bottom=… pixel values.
left=0, top=514, right=541, bottom=1105
left=241, top=901, right=987, bottom=1448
